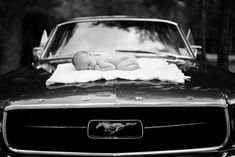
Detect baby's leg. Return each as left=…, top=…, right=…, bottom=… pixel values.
left=117, top=57, right=140, bottom=71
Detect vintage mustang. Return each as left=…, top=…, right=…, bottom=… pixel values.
left=0, top=16, right=235, bottom=157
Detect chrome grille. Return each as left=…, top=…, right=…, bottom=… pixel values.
left=3, top=107, right=229, bottom=154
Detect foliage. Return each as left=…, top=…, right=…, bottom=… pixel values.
left=0, top=0, right=234, bottom=74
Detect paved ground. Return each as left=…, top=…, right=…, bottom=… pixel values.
left=206, top=54, right=235, bottom=73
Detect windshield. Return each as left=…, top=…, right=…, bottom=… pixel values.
left=44, top=20, right=192, bottom=59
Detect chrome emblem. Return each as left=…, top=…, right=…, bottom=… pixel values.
left=96, top=121, right=137, bottom=135
left=87, top=120, right=143, bottom=139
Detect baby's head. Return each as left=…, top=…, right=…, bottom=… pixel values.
left=72, top=51, right=91, bottom=70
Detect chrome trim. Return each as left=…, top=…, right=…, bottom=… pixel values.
left=135, top=96, right=143, bottom=101
left=2, top=107, right=231, bottom=156
left=82, top=97, right=90, bottom=101
left=87, top=119, right=143, bottom=139
left=228, top=98, right=235, bottom=105
left=144, top=122, right=207, bottom=129
left=40, top=26, right=57, bottom=59
left=222, top=152, right=229, bottom=157
left=177, top=25, right=196, bottom=59
left=71, top=15, right=135, bottom=21
left=4, top=102, right=228, bottom=111
left=0, top=147, right=222, bottom=156
left=24, top=125, right=86, bottom=129
left=58, top=17, right=178, bottom=27
left=38, top=28, right=56, bottom=60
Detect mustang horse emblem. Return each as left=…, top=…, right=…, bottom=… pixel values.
left=96, top=121, right=137, bottom=135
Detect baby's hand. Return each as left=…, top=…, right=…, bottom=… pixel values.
left=111, top=64, right=116, bottom=70
left=94, top=65, right=101, bottom=70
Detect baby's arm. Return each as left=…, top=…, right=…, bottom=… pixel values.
left=117, top=56, right=140, bottom=71
left=94, top=64, right=115, bottom=71
left=95, top=57, right=115, bottom=71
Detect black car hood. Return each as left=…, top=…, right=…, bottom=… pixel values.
left=0, top=64, right=229, bottom=109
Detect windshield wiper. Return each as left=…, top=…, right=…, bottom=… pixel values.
left=116, top=50, right=193, bottom=61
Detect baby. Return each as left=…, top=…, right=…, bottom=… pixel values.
left=72, top=51, right=140, bottom=71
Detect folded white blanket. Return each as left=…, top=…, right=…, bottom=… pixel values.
left=46, top=58, right=190, bottom=86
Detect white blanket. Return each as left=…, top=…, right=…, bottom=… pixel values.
left=46, top=58, right=190, bottom=86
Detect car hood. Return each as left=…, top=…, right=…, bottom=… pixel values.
left=1, top=66, right=227, bottom=109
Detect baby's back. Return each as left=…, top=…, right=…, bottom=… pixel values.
left=100, top=54, right=136, bottom=66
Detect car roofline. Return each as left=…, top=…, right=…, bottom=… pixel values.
left=57, top=16, right=178, bottom=27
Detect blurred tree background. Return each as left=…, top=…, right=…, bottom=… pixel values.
left=0, top=0, right=234, bottom=74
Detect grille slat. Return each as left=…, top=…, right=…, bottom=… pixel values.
left=144, top=121, right=207, bottom=129
left=24, top=125, right=86, bottom=129
left=4, top=107, right=228, bottom=153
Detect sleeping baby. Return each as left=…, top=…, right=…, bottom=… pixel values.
left=72, top=51, right=140, bottom=71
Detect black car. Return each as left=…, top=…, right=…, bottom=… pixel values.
left=0, top=16, right=235, bottom=157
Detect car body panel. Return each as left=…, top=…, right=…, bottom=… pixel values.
left=1, top=65, right=227, bottom=109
